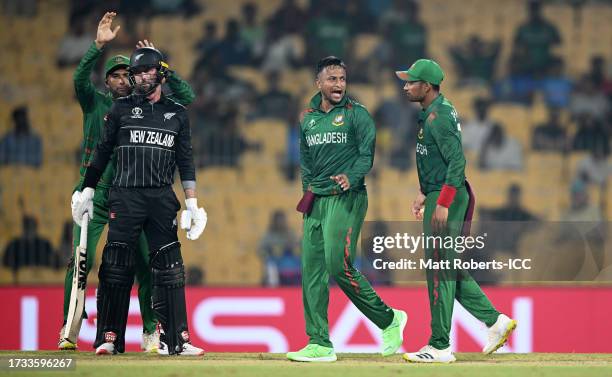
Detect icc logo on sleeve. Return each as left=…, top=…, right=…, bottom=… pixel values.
left=131, top=107, right=144, bottom=119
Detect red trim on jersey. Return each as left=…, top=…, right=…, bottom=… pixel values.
left=299, top=108, right=314, bottom=123
left=437, top=184, right=457, bottom=208
left=343, top=227, right=360, bottom=294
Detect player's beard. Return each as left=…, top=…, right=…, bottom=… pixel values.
left=134, top=76, right=159, bottom=96
left=406, top=92, right=425, bottom=103
left=323, top=88, right=345, bottom=105
left=110, top=86, right=131, bottom=98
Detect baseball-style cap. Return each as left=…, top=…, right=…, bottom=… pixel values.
left=104, top=55, right=130, bottom=76
left=396, top=59, right=445, bottom=85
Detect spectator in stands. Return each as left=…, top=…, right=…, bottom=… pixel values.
left=493, top=45, right=536, bottom=105
left=3, top=0, right=38, bottom=17
left=479, top=184, right=538, bottom=259
left=197, top=107, right=259, bottom=167
left=486, top=184, right=538, bottom=222
left=194, top=21, right=219, bottom=64
left=186, top=266, right=204, bottom=285
left=575, top=141, right=611, bottom=188
left=260, top=18, right=303, bottom=72
left=268, top=0, right=306, bottom=35
left=449, top=35, right=501, bottom=87
left=512, top=0, right=561, bottom=77
left=3, top=215, right=59, bottom=282
left=57, top=17, right=93, bottom=67
left=259, top=210, right=300, bottom=286
left=532, top=107, right=567, bottom=152
left=572, top=114, right=610, bottom=153
left=249, top=70, right=293, bottom=120
left=57, top=220, right=73, bottom=266
left=588, top=56, right=612, bottom=97
left=0, top=106, right=42, bottom=168
left=150, top=0, right=201, bottom=18
left=540, top=58, right=573, bottom=109
left=216, top=19, right=252, bottom=66
left=305, top=3, right=351, bottom=64
left=383, top=0, right=427, bottom=69
left=373, top=84, right=419, bottom=170
left=569, top=77, right=610, bottom=123
left=283, top=101, right=301, bottom=181
left=240, top=2, right=266, bottom=63
left=462, top=98, right=493, bottom=154
left=478, top=123, right=523, bottom=171
left=561, top=176, right=603, bottom=222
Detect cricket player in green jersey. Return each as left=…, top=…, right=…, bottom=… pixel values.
left=287, top=57, right=407, bottom=362
left=58, top=12, right=195, bottom=352
left=396, top=59, right=516, bottom=363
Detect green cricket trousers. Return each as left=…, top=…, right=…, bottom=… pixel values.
left=301, top=189, right=394, bottom=348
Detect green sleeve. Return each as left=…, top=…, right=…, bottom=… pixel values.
left=73, top=42, right=102, bottom=112
left=300, top=124, right=313, bottom=192
left=429, top=114, right=465, bottom=188
left=166, top=72, right=195, bottom=106
left=346, top=107, right=376, bottom=186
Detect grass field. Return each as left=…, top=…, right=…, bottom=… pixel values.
left=1, top=351, right=611, bottom=377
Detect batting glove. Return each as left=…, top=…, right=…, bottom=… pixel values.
left=72, top=187, right=94, bottom=226
left=180, top=198, right=207, bottom=240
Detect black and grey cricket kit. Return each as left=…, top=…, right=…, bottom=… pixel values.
left=84, top=93, right=197, bottom=355
left=84, top=94, right=195, bottom=190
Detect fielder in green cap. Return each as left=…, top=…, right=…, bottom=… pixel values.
left=286, top=56, right=408, bottom=363
left=58, top=12, right=195, bottom=352
left=396, top=59, right=517, bottom=363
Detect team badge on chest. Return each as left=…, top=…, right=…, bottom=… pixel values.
left=332, top=114, right=344, bottom=127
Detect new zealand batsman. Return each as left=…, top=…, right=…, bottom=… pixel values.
left=396, top=59, right=517, bottom=363
left=59, top=12, right=195, bottom=352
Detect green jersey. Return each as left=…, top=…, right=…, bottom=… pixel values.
left=73, top=42, right=195, bottom=189
left=415, top=94, right=465, bottom=194
left=300, top=93, right=375, bottom=196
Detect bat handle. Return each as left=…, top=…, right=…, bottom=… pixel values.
left=79, top=213, right=89, bottom=247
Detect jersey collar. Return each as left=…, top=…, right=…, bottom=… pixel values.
left=308, top=92, right=349, bottom=113
left=421, top=93, right=444, bottom=120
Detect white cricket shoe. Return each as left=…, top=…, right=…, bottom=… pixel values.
left=158, top=341, right=205, bottom=356
left=403, top=345, right=456, bottom=363
left=95, top=342, right=116, bottom=355
left=483, top=314, right=517, bottom=354
left=58, top=326, right=77, bottom=350
left=95, top=331, right=117, bottom=355
left=142, top=329, right=160, bottom=353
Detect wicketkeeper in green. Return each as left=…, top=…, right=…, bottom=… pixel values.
left=58, top=12, right=195, bottom=352
left=287, top=56, right=408, bottom=362
left=396, top=59, right=517, bottom=363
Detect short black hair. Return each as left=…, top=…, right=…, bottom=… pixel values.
left=431, top=84, right=440, bottom=91
left=316, top=56, right=346, bottom=76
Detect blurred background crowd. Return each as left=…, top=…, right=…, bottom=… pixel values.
left=0, top=0, right=610, bottom=286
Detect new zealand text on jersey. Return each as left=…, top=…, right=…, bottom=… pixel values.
left=305, top=131, right=348, bottom=147
left=130, top=130, right=175, bottom=147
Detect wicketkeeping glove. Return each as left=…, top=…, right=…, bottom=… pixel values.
left=180, top=198, right=207, bottom=240
left=72, top=187, right=94, bottom=226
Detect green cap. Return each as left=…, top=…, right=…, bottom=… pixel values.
left=104, top=55, right=130, bottom=76
left=396, top=59, right=445, bottom=85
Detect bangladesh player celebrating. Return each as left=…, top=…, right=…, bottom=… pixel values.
left=287, top=56, right=407, bottom=362
left=396, top=59, right=516, bottom=363
left=58, top=12, right=195, bottom=352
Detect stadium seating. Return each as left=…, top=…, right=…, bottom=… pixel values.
left=0, top=0, right=609, bottom=286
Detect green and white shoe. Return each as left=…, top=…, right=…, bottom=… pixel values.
left=287, top=344, right=337, bottom=362
left=381, top=309, right=408, bottom=356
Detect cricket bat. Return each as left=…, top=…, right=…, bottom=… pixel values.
left=62, top=213, right=89, bottom=344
